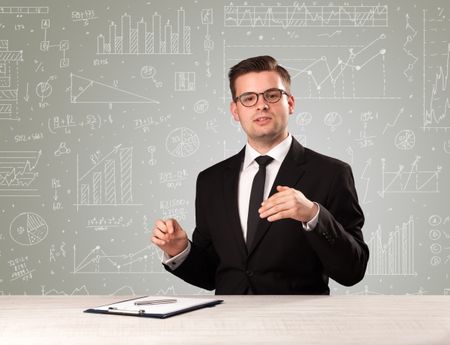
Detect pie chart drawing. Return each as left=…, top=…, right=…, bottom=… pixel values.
left=165, top=127, right=200, bottom=158
left=9, top=212, right=48, bottom=246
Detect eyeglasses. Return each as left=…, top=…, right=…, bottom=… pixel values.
left=234, top=88, right=290, bottom=107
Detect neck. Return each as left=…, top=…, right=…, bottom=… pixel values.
left=248, top=132, right=288, bottom=155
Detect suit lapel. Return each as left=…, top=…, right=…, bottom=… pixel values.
left=223, top=148, right=248, bottom=256
left=248, top=138, right=307, bottom=256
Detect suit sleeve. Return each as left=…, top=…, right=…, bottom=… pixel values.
left=163, top=171, right=219, bottom=291
left=304, top=163, right=369, bottom=286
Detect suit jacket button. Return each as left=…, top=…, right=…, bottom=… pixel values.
left=246, top=270, right=254, bottom=277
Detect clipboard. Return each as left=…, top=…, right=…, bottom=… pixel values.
left=84, top=296, right=223, bottom=319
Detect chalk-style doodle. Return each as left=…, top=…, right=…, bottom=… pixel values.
left=73, top=245, right=165, bottom=274
left=224, top=4, right=388, bottom=28
left=70, top=73, right=159, bottom=104
left=111, top=285, right=136, bottom=296
left=51, top=178, right=63, bottom=211
left=159, top=169, right=188, bottom=189
left=76, top=145, right=137, bottom=210
left=367, top=216, right=416, bottom=276
left=403, top=13, right=418, bottom=81
left=9, top=212, right=48, bottom=246
left=355, top=111, right=376, bottom=149
left=0, top=6, right=48, bottom=15
left=9, top=256, right=35, bottom=282
left=444, top=140, right=450, bottom=154
left=36, top=75, right=57, bottom=108
left=140, top=66, right=162, bottom=87
left=97, top=8, right=191, bottom=55
left=379, top=156, right=442, bottom=198
left=295, top=112, right=312, bottom=127
left=382, top=107, right=404, bottom=135
left=165, top=127, right=200, bottom=158
left=160, top=198, right=190, bottom=221
left=49, top=241, right=66, bottom=262
left=201, top=8, right=214, bottom=77
left=0, top=40, right=22, bottom=121
left=54, top=142, right=71, bottom=157
left=71, top=9, right=98, bottom=26
left=147, top=145, right=156, bottom=166
left=394, top=129, right=415, bottom=150
left=39, top=19, right=69, bottom=68
left=360, top=158, right=372, bottom=205
left=41, top=285, right=89, bottom=295
left=225, top=35, right=398, bottom=101
left=0, top=150, right=41, bottom=197
left=194, top=99, right=209, bottom=114
left=324, top=111, right=342, bottom=131
left=206, top=119, right=218, bottom=133
left=175, top=71, right=196, bottom=91
left=429, top=213, right=450, bottom=266
left=423, top=10, right=450, bottom=130
left=86, top=216, right=132, bottom=231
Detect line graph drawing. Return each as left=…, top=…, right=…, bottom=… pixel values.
left=97, top=8, right=191, bottom=55
left=367, top=216, right=415, bottom=276
left=0, top=150, right=41, bottom=197
left=70, top=73, right=159, bottom=104
left=73, top=244, right=165, bottom=274
left=224, top=36, right=399, bottom=100
left=378, top=156, right=442, bottom=198
left=423, top=10, right=450, bottom=130
left=224, top=4, right=388, bottom=28
left=76, top=144, right=140, bottom=210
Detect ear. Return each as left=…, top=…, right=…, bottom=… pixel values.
left=287, top=95, right=295, bottom=115
left=230, top=101, right=240, bottom=122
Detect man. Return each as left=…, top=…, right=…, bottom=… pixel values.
left=152, top=55, right=369, bottom=295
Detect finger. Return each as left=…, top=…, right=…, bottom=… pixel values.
left=276, top=185, right=290, bottom=192
left=260, top=194, right=291, bottom=213
left=153, top=227, right=169, bottom=241
left=165, top=218, right=176, bottom=234
left=267, top=210, right=290, bottom=222
left=151, top=236, right=166, bottom=246
left=154, top=219, right=168, bottom=233
left=260, top=202, right=288, bottom=219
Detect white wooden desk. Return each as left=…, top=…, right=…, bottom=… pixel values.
left=1, top=295, right=449, bottom=345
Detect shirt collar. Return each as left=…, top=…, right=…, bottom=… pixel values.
left=243, top=134, right=292, bottom=170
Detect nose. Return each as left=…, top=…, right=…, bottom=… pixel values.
left=255, top=94, right=269, bottom=110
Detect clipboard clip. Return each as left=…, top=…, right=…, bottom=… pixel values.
left=108, top=307, right=145, bottom=315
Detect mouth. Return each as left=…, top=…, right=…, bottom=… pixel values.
left=253, top=116, right=272, bottom=124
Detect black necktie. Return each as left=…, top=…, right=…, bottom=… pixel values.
left=247, top=155, right=273, bottom=249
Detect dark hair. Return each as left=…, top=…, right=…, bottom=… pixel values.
left=228, top=55, right=291, bottom=100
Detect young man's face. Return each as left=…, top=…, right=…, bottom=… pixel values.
left=230, top=71, right=295, bottom=150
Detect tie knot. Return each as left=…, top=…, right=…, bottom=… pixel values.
left=255, top=155, right=273, bottom=167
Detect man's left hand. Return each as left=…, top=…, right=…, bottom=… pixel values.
left=259, top=185, right=318, bottom=223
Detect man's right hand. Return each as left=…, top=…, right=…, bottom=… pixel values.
left=151, top=218, right=188, bottom=257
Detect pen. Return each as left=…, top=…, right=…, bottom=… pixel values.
left=134, top=298, right=177, bottom=306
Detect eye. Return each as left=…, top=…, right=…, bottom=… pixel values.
left=240, top=93, right=257, bottom=104
left=265, top=89, right=281, bottom=102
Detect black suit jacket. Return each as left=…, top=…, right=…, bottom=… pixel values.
left=165, top=137, right=369, bottom=294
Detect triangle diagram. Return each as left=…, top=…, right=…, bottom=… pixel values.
left=70, top=73, right=159, bottom=104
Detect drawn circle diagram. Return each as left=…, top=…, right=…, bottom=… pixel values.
left=36, top=81, right=53, bottom=99
left=395, top=130, right=415, bottom=150
left=324, top=112, right=342, bottom=131
left=166, top=127, right=200, bottom=158
left=296, top=112, right=312, bottom=127
left=9, top=212, right=48, bottom=246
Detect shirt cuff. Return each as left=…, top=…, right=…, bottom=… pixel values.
left=162, top=241, right=191, bottom=270
left=302, top=202, right=320, bottom=231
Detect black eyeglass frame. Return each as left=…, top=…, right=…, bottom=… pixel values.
left=234, top=88, right=290, bottom=107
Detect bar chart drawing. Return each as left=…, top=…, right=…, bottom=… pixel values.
left=96, top=7, right=191, bottom=55
left=0, top=40, right=23, bottom=121
left=367, top=216, right=416, bottom=276
left=76, top=144, right=137, bottom=210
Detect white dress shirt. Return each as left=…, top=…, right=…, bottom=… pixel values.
left=163, top=134, right=320, bottom=269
